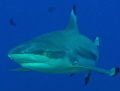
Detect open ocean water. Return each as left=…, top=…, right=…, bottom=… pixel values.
left=0, top=0, right=120, bottom=91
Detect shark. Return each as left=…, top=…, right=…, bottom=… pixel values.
left=8, top=5, right=119, bottom=85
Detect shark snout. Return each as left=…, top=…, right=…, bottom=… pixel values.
left=8, top=44, right=36, bottom=55
left=8, top=43, right=40, bottom=63
left=7, top=42, right=56, bottom=64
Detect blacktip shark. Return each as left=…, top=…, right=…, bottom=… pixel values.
left=8, top=5, right=119, bottom=85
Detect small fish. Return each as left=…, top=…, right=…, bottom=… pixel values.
left=10, top=18, right=16, bottom=26
left=48, top=7, right=55, bottom=13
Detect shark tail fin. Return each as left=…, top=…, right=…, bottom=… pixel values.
left=94, top=36, right=100, bottom=48
left=67, top=5, right=79, bottom=33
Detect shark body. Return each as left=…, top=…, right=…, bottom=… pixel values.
left=8, top=5, right=119, bottom=85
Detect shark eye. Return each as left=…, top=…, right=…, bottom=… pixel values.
left=32, top=50, right=67, bottom=59
left=43, top=51, right=50, bottom=57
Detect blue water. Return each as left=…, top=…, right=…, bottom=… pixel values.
left=0, top=0, right=120, bottom=91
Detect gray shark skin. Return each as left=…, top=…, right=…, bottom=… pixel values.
left=8, top=5, right=119, bottom=85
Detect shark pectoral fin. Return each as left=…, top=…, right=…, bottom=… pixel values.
left=92, top=67, right=119, bottom=77
left=97, top=71, right=104, bottom=75
left=8, top=68, right=30, bottom=72
left=76, top=65, right=119, bottom=77
left=109, top=68, right=119, bottom=77
left=85, top=70, right=91, bottom=85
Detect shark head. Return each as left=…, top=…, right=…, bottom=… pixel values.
left=8, top=36, right=71, bottom=73
left=8, top=5, right=119, bottom=85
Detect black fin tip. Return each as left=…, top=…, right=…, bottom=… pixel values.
left=73, top=5, right=76, bottom=15
left=112, top=67, right=119, bottom=77
left=85, top=72, right=91, bottom=85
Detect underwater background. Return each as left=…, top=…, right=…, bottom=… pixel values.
left=0, top=0, right=120, bottom=91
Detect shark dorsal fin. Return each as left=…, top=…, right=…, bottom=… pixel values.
left=67, top=5, right=79, bottom=33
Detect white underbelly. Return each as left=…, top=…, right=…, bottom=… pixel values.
left=9, top=54, right=96, bottom=74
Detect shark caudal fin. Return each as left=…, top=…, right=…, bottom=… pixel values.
left=94, top=36, right=100, bottom=49
left=66, top=5, right=79, bottom=33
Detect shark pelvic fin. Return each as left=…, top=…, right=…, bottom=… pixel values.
left=70, top=73, right=75, bottom=77
left=67, top=5, right=79, bottom=33
left=85, top=70, right=91, bottom=85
